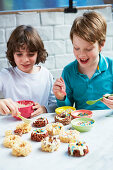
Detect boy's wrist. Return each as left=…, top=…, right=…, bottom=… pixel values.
left=42, top=106, right=48, bottom=113
left=58, top=95, right=66, bottom=101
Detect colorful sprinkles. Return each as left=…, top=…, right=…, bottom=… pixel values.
left=77, top=112, right=89, bottom=117
left=76, top=141, right=84, bottom=146
left=76, top=120, right=94, bottom=126
left=33, top=128, right=45, bottom=134
left=63, top=109, right=74, bottom=114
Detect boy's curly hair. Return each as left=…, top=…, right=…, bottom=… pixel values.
left=6, top=25, right=48, bottom=67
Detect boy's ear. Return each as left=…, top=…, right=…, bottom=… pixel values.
left=101, top=40, right=105, bottom=47
left=99, top=40, right=105, bottom=52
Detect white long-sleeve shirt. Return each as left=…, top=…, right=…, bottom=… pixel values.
left=0, top=66, right=56, bottom=112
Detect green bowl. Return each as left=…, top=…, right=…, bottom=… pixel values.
left=71, top=117, right=95, bottom=132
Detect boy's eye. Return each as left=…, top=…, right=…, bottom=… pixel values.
left=16, top=53, right=22, bottom=56
left=74, top=47, right=79, bottom=51
left=28, top=53, right=35, bottom=57
left=86, top=48, right=92, bottom=51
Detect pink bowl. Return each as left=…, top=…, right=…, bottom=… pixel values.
left=14, top=100, right=35, bottom=120
left=71, top=110, right=93, bottom=119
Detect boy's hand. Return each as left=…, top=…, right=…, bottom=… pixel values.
left=102, top=94, right=113, bottom=109
left=0, top=98, right=18, bottom=116
left=53, top=77, right=66, bottom=100
left=31, top=103, right=47, bottom=117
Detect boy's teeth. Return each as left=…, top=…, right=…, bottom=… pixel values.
left=81, top=59, right=87, bottom=61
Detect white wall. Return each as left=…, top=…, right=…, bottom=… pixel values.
left=0, top=6, right=113, bottom=82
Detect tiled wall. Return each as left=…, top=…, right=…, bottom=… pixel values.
left=0, top=6, right=113, bottom=81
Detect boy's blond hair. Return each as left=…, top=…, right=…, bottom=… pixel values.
left=70, top=11, right=107, bottom=46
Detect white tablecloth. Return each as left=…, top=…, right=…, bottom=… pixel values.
left=0, top=110, right=113, bottom=170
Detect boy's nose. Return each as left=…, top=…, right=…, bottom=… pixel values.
left=23, top=56, right=29, bottom=62
left=79, top=50, right=86, bottom=56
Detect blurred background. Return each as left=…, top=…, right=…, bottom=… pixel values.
left=0, top=0, right=111, bottom=12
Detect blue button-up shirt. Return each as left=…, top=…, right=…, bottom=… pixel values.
left=57, top=54, right=113, bottom=110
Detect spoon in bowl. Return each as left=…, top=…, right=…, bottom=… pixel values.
left=17, top=113, right=31, bottom=124
left=10, top=111, right=31, bottom=124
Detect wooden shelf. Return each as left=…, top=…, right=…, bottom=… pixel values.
left=0, top=4, right=112, bottom=15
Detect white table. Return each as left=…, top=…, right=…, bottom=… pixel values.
left=0, top=110, right=113, bottom=170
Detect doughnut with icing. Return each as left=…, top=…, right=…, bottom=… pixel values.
left=33, top=117, right=48, bottom=127
left=31, top=128, right=48, bottom=142
left=46, top=122, right=64, bottom=136
left=68, top=141, right=89, bottom=157
left=55, top=113, right=71, bottom=125
left=41, top=136, right=60, bottom=152
left=59, top=130, right=80, bottom=143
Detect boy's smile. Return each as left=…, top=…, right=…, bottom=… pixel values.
left=72, top=35, right=102, bottom=77
left=79, top=58, right=89, bottom=64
